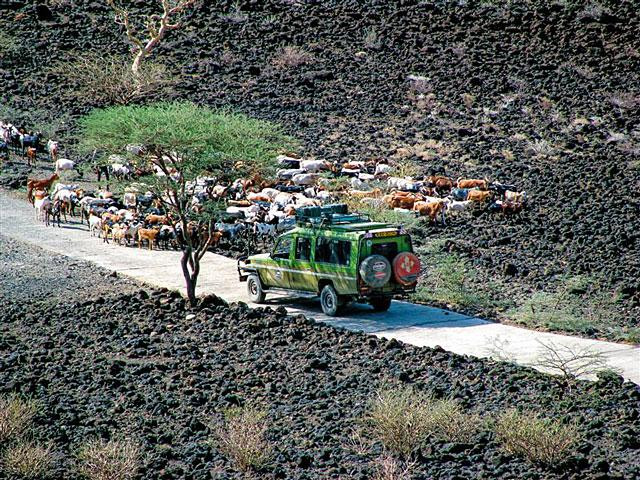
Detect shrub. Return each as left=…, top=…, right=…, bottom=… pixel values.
left=77, top=438, right=140, bottom=480
left=365, top=387, right=479, bottom=455
left=428, top=398, right=480, bottom=443
left=526, top=138, right=555, bottom=157
left=2, top=441, right=54, bottom=479
left=507, top=275, right=623, bottom=339
left=0, top=395, right=37, bottom=443
left=211, top=406, right=272, bottom=472
left=366, top=386, right=433, bottom=458
left=49, top=53, right=177, bottom=106
left=391, top=158, right=420, bottom=178
left=272, top=46, right=313, bottom=69
left=493, top=409, right=580, bottom=464
left=363, top=27, right=381, bottom=49
left=412, top=244, right=492, bottom=310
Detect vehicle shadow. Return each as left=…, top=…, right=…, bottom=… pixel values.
left=260, top=294, right=489, bottom=333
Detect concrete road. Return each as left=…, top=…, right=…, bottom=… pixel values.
left=1, top=190, right=638, bottom=383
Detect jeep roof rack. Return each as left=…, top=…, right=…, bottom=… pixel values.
left=296, top=203, right=371, bottom=227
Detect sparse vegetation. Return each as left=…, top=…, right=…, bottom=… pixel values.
left=365, top=386, right=481, bottom=458
left=493, top=409, right=580, bottom=465
left=220, top=2, right=247, bottom=23
left=0, top=32, right=19, bottom=58
left=506, top=275, right=627, bottom=340
left=211, top=406, right=272, bottom=472
left=526, top=138, right=555, bottom=157
left=2, top=442, right=54, bottom=479
left=0, top=395, right=37, bottom=443
left=371, top=455, right=414, bottom=480
left=272, top=46, right=313, bottom=69
left=365, top=386, right=433, bottom=458
left=413, top=241, right=493, bottom=310
left=49, top=54, right=176, bottom=105
left=427, top=398, right=481, bottom=443
left=391, top=158, right=420, bottom=178
left=363, top=27, right=381, bottom=49
left=77, top=438, right=140, bottom=480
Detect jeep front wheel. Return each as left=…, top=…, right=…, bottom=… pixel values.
left=320, top=284, right=341, bottom=316
left=370, top=297, right=392, bottom=312
left=247, top=274, right=266, bottom=303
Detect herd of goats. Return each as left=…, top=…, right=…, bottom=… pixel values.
left=3, top=122, right=528, bottom=252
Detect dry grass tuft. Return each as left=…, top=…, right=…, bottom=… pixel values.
left=371, top=454, right=414, bottom=480
left=77, top=438, right=140, bottom=480
left=0, top=395, right=37, bottom=443
left=365, top=386, right=480, bottom=458
left=427, top=398, right=481, bottom=443
left=493, top=409, right=580, bottom=464
left=211, top=406, right=272, bottom=472
left=272, top=46, right=313, bottom=69
left=2, top=441, right=54, bottom=479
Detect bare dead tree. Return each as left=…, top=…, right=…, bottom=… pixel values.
left=106, top=0, right=196, bottom=82
left=529, top=339, right=618, bottom=386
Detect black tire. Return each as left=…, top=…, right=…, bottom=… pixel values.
left=370, top=297, right=392, bottom=312
left=320, top=284, right=341, bottom=316
left=247, top=274, right=266, bottom=303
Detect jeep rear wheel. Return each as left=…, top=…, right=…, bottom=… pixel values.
left=247, top=274, right=266, bottom=303
left=370, top=297, right=392, bottom=312
left=320, top=284, right=341, bottom=316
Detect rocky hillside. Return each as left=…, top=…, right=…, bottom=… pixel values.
left=1, top=0, right=639, bottom=330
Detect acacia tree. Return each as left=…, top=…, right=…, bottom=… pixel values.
left=106, top=0, right=196, bottom=85
left=79, top=102, right=293, bottom=306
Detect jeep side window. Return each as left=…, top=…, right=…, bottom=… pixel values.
left=315, top=238, right=351, bottom=266
left=295, top=237, right=311, bottom=261
left=273, top=237, right=292, bottom=259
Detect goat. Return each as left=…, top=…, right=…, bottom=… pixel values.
left=89, top=214, right=102, bottom=237
left=33, top=192, right=50, bottom=221
left=137, top=227, right=159, bottom=250
left=426, top=175, right=454, bottom=192
left=26, top=147, right=37, bottom=166
left=374, top=163, right=392, bottom=175
left=349, top=188, right=383, bottom=199
left=504, top=190, right=528, bottom=203
left=55, top=158, right=75, bottom=174
left=444, top=199, right=473, bottom=213
left=301, top=160, right=331, bottom=173
left=457, top=177, right=488, bottom=189
left=292, top=173, right=319, bottom=186
left=145, top=214, right=168, bottom=225
left=467, top=190, right=492, bottom=202
left=47, top=140, right=58, bottom=161
left=413, top=200, right=446, bottom=225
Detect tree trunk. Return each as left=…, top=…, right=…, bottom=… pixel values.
left=181, top=247, right=198, bottom=307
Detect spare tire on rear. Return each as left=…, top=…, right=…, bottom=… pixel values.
left=392, top=252, right=421, bottom=285
left=359, top=255, right=392, bottom=288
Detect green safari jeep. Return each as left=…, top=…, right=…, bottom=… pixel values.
left=237, top=204, right=420, bottom=316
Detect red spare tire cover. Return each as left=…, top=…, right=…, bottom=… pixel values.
left=392, top=252, right=421, bottom=285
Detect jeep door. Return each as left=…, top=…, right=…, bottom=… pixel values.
left=261, top=235, right=293, bottom=289
left=312, top=236, right=357, bottom=295
left=289, top=235, right=317, bottom=292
